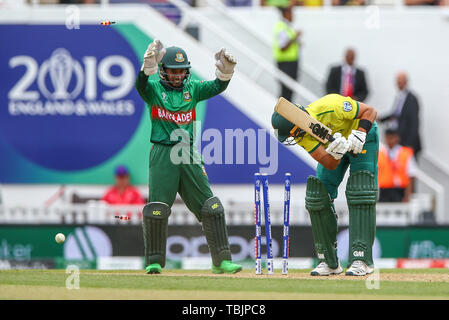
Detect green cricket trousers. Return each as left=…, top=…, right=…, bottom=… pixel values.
left=307, top=122, right=379, bottom=268
left=317, top=122, right=379, bottom=199
left=144, top=142, right=232, bottom=268
left=149, top=143, right=213, bottom=220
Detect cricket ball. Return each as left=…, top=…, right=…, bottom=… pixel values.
left=55, top=233, right=66, bottom=244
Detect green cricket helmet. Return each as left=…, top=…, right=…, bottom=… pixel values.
left=159, top=46, right=191, bottom=89
left=271, top=104, right=307, bottom=144
left=160, top=46, right=191, bottom=69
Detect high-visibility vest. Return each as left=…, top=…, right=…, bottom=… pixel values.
left=273, top=21, right=299, bottom=62
left=378, top=145, right=414, bottom=188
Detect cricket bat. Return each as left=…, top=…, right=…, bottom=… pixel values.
left=274, top=97, right=358, bottom=156
left=275, top=97, right=335, bottom=144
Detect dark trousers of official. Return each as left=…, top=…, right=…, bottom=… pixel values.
left=378, top=188, right=405, bottom=202
left=277, top=60, right=299, bottom=102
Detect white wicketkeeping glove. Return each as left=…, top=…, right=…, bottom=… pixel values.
left=347, top=130, right=367, bottom=154
left=215, top=48, right=237, bottom=81
left=141, top=39, right=166, bottom=76
left=326, top=133, right=350, bottom=160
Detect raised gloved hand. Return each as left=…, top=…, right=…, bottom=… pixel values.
left=215, top=48, right=237, bottom=81
left=326, top=133, right=350, bottom=160
left=347, top=130, right=367, bottom=154
left=141, top=39, right=166, bottom=76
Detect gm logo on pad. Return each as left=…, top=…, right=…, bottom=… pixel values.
left=353, top=251, right=364, bottom=257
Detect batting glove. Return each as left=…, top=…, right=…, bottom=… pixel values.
left=141, top=39, right=166, bottom=76
left=326, top=132, right=350, bottom=160
left=347, top=130, right=367, bottom=154
left=215, top=48, right=237, bottom=81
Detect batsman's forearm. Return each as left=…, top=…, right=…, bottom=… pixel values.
left=311, top=146, right=340, bottom=170
left=321, top=154, right=340, bottom=171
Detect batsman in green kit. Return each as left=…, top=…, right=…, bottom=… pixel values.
left=135, top=40, right=242, bottom=274
left=272, top=94, right=379, bottom=276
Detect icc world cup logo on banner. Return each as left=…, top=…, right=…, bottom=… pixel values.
left=38, top=48, right=84, bottom=100
left=8, top=47, right=136, bottom=117
left=0, top=25, right=143, bottom=174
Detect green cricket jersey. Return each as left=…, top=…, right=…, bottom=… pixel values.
left=135, top=71, right=229, bottom=145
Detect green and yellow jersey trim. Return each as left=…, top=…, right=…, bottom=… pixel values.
left=308, top=143, right=321, bottom=154
left=354, top=101, right=360, bottom=120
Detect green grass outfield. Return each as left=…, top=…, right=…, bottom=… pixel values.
left=0, top=269, right=448, bottom=300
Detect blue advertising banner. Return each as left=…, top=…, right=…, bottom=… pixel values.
left=0, top=24, right=314, bottom=184
left=0, top=24, right=150, bottom=183
left=1, top=25, right=142, bottom=171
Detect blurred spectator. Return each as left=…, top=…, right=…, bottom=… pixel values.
left=294, top=0, right=323, bottom=5
left=404, top=0, right=438, bottom=5
left=378, top=72, right=422, bottom=159
left=405, top=0, right=449, bottom=4
left=326, top=48, right=369, bottom=102
left=225, top=0, right=252, bottom=5
left=102, top=165, right=145, bottom=205
left=332, top=0, right=365, bottom=5
left=261, top=0, right=296, bottom=7
left=378, top=128, right=417, bottom=203
left=303, top=0, right=323, bottom=5
left=58, top=0, right=99, bottom=3
left=272, top=5, right=302, bottom=101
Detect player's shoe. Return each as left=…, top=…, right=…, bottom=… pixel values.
left=310, top=261, right=343, bottom=276
left=345, top=260, right=374, bottom=276
left=212, top=260, right=242, bottom=274
left=145, top=263, right=162, bottom=274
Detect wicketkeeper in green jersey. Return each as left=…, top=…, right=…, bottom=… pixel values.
left=135, top=39, right=242, bottom=274
left=272, top=94, right=379, bottom=276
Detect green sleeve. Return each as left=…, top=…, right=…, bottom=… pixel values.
left=135, top=70, right=153, bottom=105
left=196, top=78, right=229, bottom=101
left=354, top=101, right=360, bottom=119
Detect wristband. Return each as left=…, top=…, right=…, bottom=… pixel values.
left=358, top=119, right=372, bottom=133
left=215, top=69, right=233, bottom=81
